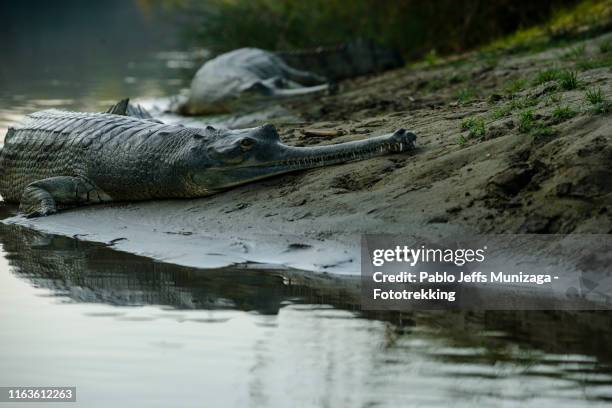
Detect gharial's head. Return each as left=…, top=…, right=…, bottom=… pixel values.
left=182, top=123, right=416, bottom=193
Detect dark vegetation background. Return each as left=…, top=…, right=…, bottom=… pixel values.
left=169, top=0, right=584, bottom=58
left=1, top=0, right=606, bottom=71
left=0, top=0, right=607, bottom=94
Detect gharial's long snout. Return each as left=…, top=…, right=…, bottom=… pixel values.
left=196, top=127, right=417, bottom=191
left=266, top=128, right=416, bottom=171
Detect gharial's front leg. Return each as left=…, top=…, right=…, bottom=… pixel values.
left=19, top=176, right=108, bottom=218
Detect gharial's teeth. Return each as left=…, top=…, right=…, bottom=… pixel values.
left=277, top=142, right=407, bottom=168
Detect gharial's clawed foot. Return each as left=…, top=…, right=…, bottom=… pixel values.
left=17, top=176, right=105, bottom=218
left=19, top=187, right=58, bottom=218
left=21, top=202, right=57, bottom=218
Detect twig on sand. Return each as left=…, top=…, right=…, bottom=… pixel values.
left=301, top=129, right=346, bottom=137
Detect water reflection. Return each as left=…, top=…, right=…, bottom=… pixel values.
left=1, top=217, right=612, bottom=406
left=0, top=222, right=357, bottom=315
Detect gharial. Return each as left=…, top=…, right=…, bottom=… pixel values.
left=0, top=99, right=417, bottom=217
left=177, top=47, right=329, bottom=116
left=176, top=40, right=403, bottom=115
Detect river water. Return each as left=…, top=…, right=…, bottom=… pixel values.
left=2, top=2, right=612, bottom=407
left=1, top=206, right=612, bottom=407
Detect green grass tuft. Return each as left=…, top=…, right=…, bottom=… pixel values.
left=591, top=103, right=610, bottom=114
left=424, top=50, right=440, bottom=66
left=576, top=55, right=612, bottom=70
left=457, top=134, right=467, bottom=147
left=585, top=88, right=610, bottom=114
left=492, top=105, right=512, bottom=119
left=491, top=96, right=539, bottom=119
left=512, top=96, right=539, bottom=110
left=562, top=44, right=586, bottom=59
left=600, top=40, right=612, bottom=53
left=425, top=78, right=446, bottom=92
left=505, top=79, right=527, bottom=96
left=533, top=68, right=561, bottom=85
left=518, top=110, right=536, bottom=133
left=448, top=73, right=467, bottom=84
left=558, top=70, right=579, bottom=90
left=545, top=94, right=562, bottom=105
left=552, top=105, right=577, bottom=121
left=585, top=88, right=604, bottom=104
left=455, top=88, right=477, bottom=103
left=531, top=125, right=555, bottom=140
left=460, top=117, right=486, bottom=138
left=480, top=53, right=499, bottom=68
left=518, top=109, right=555, bottom=138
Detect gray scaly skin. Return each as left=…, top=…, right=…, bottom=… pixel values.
left=0, top=105, right=416, bottom=217
left=276, top=39, right=404, bottom=81
left=178, top=43, right=402, bottom=116
left=179, top=48, right=329, bottom=116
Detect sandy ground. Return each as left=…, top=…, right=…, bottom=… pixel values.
left=5, top=33, right=612, bottom=274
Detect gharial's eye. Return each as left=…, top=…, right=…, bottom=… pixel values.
left=240, top=138, right=255, bottom=149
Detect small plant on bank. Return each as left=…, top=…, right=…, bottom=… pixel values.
left=460, top=117, right=486, bottom=138
left=585, top=88, right=604, bottom=105
left=558, top=70, right=579, bottom=90
left=455, top=88, right=476, bottom=103
left=576, top=56, right=612, bottom=71
left=492, top=105, right=512, bottom=119
left=426, top=78, right=445, bottom=92
left=505, top=79, right=526, bottom=97
left=552, top=105, right=577, bottom=122
left=600, top=40, right=612, bottom=54
left=531, top=125, right=555, bottom=140
left=545, top=93, right=562, bottom=106
left=424, top=49, right=440, bottom=66
left=518, top=110, right=535, bottom=133
left=491, top=96, right=539, bottom=119
left=563, top=44, right=586, bottom=59
left=457, top=134, right=467, bottom=146
left=516, top=96, right=539, bottom=109
left=482, top=54, right=499, bottom=69
left=533, top=68, right=561, bottom=85
left=585, top=88, right=611, bottom=114
left=518, top=109, right=555, bottom=139
left=510, top=96, right=539, bottom=111
left=448, top=73, right=466, bottom=84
